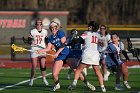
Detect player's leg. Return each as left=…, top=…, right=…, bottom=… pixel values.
left=39, top=57, right=49, bottom=86
left=83, top=67, right=88, bottom=76
left=101, top=58, right=110, bottom=81
left=29, top=57, right=38, bottom=86
left=72, top=68, right=96, bottom=91
left=66, top=58, right=76, bottom=80
left=51, top=60, right=63, bottom=91
left=92, top=65, right=106, bottom=92
left=68, top=63, right=87, bottom=90
left=115, top=66, right=123, bottom=91
left=67, top=68, right=73, bottom=79
left=121, top=63, right=131, bottom=89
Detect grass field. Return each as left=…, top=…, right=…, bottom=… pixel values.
left=0, top=68, right=140, bottom=93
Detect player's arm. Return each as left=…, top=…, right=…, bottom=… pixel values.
left=45, top=36, right=48, bottom=44
left=122, top=50, right=130, bottom=61
left=54, top=37, right=66, bottom=58
left=67, top=37, right=84, bottom=46
left=37, top=42, right=52, bottom=54
left=108, top=45, right=119, bottom=66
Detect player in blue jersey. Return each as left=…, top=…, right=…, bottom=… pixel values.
left=37, top=21, right=69, bottom=91
left=105, top=33, right=131, bottom=91
left=66, top=29, right=83, bottom=80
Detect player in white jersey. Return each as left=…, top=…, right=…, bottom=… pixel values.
left=28, top=18, right=49, bottom=86
left=98, top=25, right=111, bottom=81
left=68, top=21, right=106, bottom=92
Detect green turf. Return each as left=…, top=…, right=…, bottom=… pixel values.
left=0, top=68, right=140, bottom=93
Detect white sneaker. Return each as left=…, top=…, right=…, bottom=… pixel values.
left=124, top=82, right=131, bottom=89
left=101, top=87, right=106, bottom=92
left=66, top=74, right=70, bottom=80
left=43, top=78, right=49, bottom=86
left=29, top=79, right=33, bottom=86
left=104, top=71, right=110, bottom=81
left=51, top=83, right=60, bottom=91
left=115, top=85, right=123, bottom=91
left=86, top=82, right=96, bottom=91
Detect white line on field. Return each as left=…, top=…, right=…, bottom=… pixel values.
left=0, top=73, right=52, bottom=91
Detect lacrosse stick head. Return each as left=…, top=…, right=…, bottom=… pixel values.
left=71, top=29, right=78, bottom=36
left=11, top=44, right=27, bottom=52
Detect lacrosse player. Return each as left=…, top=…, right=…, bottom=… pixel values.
left=98, top=25, right=111, bottom=81
left=68, top=21, right=106, bottom=92
left=66, top=29, right=87, bottom=80
left=37, top=21, right=70, bottom=91
left=105, top=33, right=131, bottom=91
left=28, top=18, right=49, bottom=86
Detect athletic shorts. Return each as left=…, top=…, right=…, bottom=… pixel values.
left=81, top=50, right=100, bottom=65
left=54, top=51, right=69, bottom=63
left=30, top=47, right=46, bottom=58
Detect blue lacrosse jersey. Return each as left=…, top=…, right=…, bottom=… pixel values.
left=48, top=30, right=69, bottom=61
left=105, top=42, right=122, bottom=67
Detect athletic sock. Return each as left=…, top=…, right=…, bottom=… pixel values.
left=55, top=79, right=59, bottom=85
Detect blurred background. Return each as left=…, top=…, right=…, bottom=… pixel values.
left=0, top=0, right=139, bottom=25
left=0, top=0, right=139, bottom=61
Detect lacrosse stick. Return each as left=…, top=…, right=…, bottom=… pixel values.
left=11, top=44, right=54, bottom=56
left=66, top=29, right=78, bottom=45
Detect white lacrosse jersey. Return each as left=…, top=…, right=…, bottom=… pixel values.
left=80, top=31, right=100, bottom=65
left=98, top=34, right=111, bottom=53
left=30, top=28, right=48, bottom=58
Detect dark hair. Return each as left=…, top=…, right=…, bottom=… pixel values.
left=111, top=32, right=119, bottom=39
left=70, top=29, right=77, bottom=34
left=35, top=18, right=42, bottom=26
left=88, top=21, right=99, bottom=32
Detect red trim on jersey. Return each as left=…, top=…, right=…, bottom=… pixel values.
left=81, top=34, right=87, bottom=36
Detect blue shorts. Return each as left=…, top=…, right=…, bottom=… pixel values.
left=55, top=51, right=69, bottom=62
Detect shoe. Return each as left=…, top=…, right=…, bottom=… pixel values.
left=66, top=74, right=70, bottom=80
left=115, top=85, right=123, bottom=91
left=29, top=79, right=33, bottom=86
left=51, top=83, right=60, bottom=91
left=86, top=82, right=96, bottom=91
left=124, top=82, right=131, bottom=89
left=101, top=87, right=106, bottom=92
left=68, top=84, right=76, bottom=91
left=43, top=78, right=49, bottom=86
left=104, top=71, right=110, bottom=81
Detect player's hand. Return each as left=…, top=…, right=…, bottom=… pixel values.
left=53, top=53, right=58, bottom=58
left=37, top=49, right=43, bottom=54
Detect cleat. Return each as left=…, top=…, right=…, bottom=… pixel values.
left=66, top=74, right=70, bottom=80
left=43, top=78, right=49, bottom=86
left=29, top=79, right=33, bottom=86
left=115, top=85, right=123, bottom=91
left=101, top=87, right=106, bottom=92
left=124, top=82, right=131, bottom=89
left=86, top=82, right=96, bottom=91
left=68, top=84, right=76, bottom=91
left=51, top=83, right=60, bottom=91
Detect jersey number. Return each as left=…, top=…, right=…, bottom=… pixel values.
left=36, top=35, right=43, bottom=44
left=91, top=36, right=98, bottom=44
